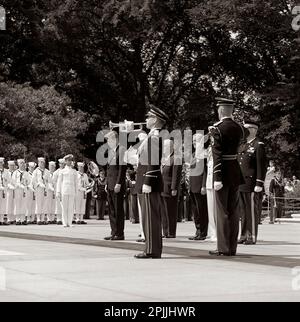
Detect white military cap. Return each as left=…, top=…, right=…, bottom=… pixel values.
left=49, top=161, right=56, bottom=165
left=37, top=157, right=46, bottom=163
left=8, top=161, right=15, bottom=166
left=28, top=162, right=36, bottom=168
left=58, top=158, right=65, bottom=164
left=0, top=157, right=5, bottom=163
left=77, top=162, right=84, bottom=167
left=17, top=159, right=25, bottom=164
left=64, top=154, right=74, bottom=161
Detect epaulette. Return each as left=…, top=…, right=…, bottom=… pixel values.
left=213, top=120, right=223, bottom=127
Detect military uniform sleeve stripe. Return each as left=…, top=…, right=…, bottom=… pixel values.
left=214, top=163, right=222, bottom=170
left=256, top=179, right=265, bottom=183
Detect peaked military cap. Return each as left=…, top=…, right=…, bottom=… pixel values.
left=146, top=105, right=169, bottom=122
left=243, top=119, right=259, bottom=129
left=216, top=97, right=235, bottom=107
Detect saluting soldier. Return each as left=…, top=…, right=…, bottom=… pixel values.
left=0, top=158, right=10, bottom=225
left=161, top=139, right=182, bottom=238
left=135, top=105, right=168, bottom=259
left=32, top=157, right=50, bottom=225
left=104, top=131, right=127, bottom=241
left=6, top=160, right=16, bottom=224
left=56, top=154, right=78, bottom=228
left=238, top=120, right=267, bottom=245
left=13, top=159, right=31, bottom=225
left=47, top=161, right=57, bottom=224
left=75, top=162, right=89, bottom=224
left=26, top=162, right=36, bottom=224
left=209, top=98, right=245, bottom=257
left=53, top=158, right=65, bottom=225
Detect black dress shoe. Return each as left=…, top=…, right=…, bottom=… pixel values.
left=244, top=240, right=256, bottom=245
left=209, top=250, right=231, bottom=256
left=111, top=236, right=125, bottom=241
left=166, top=235, right=176, bottom=238
left=80, top=221, right=87, bottom=225
left=238, top=239, right=246, bottom=244
left=188, top=236, right=199, bottom=240
left=57, top=221, right=63, bottom=225
left=134, top=253, right=161, bottom=259
left=104, top=236, right=113, bottom=240
left=136, top=239, right=145, bottom=243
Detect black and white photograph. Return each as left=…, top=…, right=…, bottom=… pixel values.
left=0, top=0, right=300, bottom=305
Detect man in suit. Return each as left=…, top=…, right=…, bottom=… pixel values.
left=209, top=97, right=245, bottom=256
left=104, top=130, right=127, bottom=241
left=238, top=120, right=267, bottom=244
left=161, top=138, right=182, bottom=238
left=188, top=133, right=208, bottom=241
left=93, top=169, right=107, bottom=220
left=135, top=105, right=168, bottom=259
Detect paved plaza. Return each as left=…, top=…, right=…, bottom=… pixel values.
left=0, top=219, right=299, bottom=302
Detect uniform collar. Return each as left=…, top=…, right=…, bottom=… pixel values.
left=221, top=116, right=233, bottom=121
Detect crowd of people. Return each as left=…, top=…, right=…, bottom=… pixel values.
left=1, top=99, right=299, bottom=258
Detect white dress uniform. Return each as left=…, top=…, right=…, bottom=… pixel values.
left=75, top=168, right=89, bottom=223
left=56, top=165, right=78, bottom=227
left=47, top=170, right=56, bottom=223
left=0, top=167, right=10, bottom=223
left=13, top=168, right=30, bottom=223
left=6, top=163, right=16, bottom=223
left=32, top=166, right=50, bottom=223
left=26, top=169, right=36, bottom=223
left=53, top=165, right=64, bottom=223
left=206, top=145, right=217, bottom=242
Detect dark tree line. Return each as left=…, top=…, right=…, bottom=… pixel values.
left=0, top=0, right=299, bottom=175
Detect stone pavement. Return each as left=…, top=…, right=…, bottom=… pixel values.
left=0, top=219, right=299, bottom=302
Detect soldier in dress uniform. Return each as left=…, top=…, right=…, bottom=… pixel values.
left=0, top=158, right=10, bottom=225
left=47, top=161, right=56, bottom=224
left=6, top=160, right=16, bottom=224
left=161, top=139, right=182, bottom=238
left=32, top=157, right=50, bottom=225
left=26, top=162, right=36, bottom=224
left=56, top=154, right=78, bottom=228
left=188, top=133, right=208, bottom=241
left=135, top=105, right=168, bottom=259
left=209, top=98, right=245, bottom=257
left=53, top=158, right=65, bottom=225
left=238, top=120, right=267, bottom=245
left=75, top=162, right=89, bottom=224
left=93, top=169, right=107, bottom=220
left=104, top=131, right=127, bottom=241
left=13, top=159, right=30, bottom=225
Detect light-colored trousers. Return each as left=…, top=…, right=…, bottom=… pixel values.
left=61, top=195, right=75, bottom=227
left=35, top=188, right=48, bottom=222
left=47, top=191, right=55, bottom=221
left=26, top=191, right=36, bottom=221
left=55, top=198, right=62, bottom=222
left=75, top=191, right=86, bottom=221
left=0, top=191, right=6, bottom=222
left=14, top=189, right=27, bottom=222
left=207, top=189, right=217, bottom=240
left=6, top=189, right=15, bottom=222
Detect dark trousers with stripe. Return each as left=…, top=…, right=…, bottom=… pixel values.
left=190, top=192, right=208, bottom=237
left=239, top=192, right=262, bottom=242
left=162, top=196, right=179, bottom=237
left=140, top=192, right=163, bottom=257
left=215, top=186, right=240, bottom=254
left=107, top=190, right=125, bottom=237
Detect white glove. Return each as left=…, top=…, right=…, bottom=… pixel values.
left=39, top=183, right=46, bottom=189
left=214, top=181, right=223, bottom=191
left=8, top=184, right=14, bottom=190
left=114, top=184, right=121, bottom=193
left=0, top=186, right=4, bottom=191
left=142, top=184, right=152, bottom=194
left=171, top=190, right=177, bottom=197
left=254, top=186, right=263, bottom=193
left=201, top=187, right=207, bottom=195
